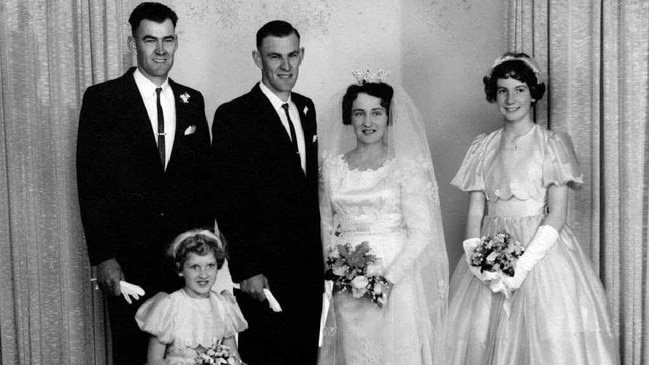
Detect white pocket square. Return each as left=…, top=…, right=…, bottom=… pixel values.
left=303, top=105, right=309, bottom=114
left=312, top=134, right=318, bottom=143
left=184, top=125, right=196, bottom=135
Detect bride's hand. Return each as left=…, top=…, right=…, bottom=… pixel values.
left=241, top=274, right=269, bottom=302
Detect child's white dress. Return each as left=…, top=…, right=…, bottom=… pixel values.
left=136, top=289, right=248, bottom=365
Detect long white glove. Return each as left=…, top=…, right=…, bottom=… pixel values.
left=491, top=225, right=559, bottom=295
left=464, top=238, right=501, bottom=284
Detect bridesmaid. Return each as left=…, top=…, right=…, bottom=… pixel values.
left=446, top=53, right=619, bottom=364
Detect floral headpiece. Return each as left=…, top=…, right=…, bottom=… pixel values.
left=352, top=69, right=390, bottom=85
left=486, top=54, right=544, bottom=84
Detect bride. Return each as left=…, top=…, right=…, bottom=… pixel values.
left=318, top=71, right=448, bottom=365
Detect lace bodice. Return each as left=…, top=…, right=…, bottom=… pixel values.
left=320, top=154, right=440, bottom=283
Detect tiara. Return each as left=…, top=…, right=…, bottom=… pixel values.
left=352, top=69, right=390, bottom=85
left=486, top=54, right=544, bottom=83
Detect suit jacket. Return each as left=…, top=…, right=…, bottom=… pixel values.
left=212, top=84, right=324, bottom=292
left=77, top=67, right=212, bottom=291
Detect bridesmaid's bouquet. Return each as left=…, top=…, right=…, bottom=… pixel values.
left=195, top=342, right=242, bottom=365
left=469, top=232, right=525, bottom=277
left=325, top=241, right=391, bottom=308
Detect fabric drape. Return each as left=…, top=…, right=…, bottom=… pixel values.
left=506, top=1, right=648, bottom=363
left=0, top=1, right=128, bottom=364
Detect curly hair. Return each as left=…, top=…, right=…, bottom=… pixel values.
left=483, top=52, right=546, bottom=103
left=342, top=82, right=394, bottom=125
left=168, top=229, right=226, bottom=272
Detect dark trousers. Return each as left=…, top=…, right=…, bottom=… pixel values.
left=106, top=295, right=149, bottom=365
left=236, top=287, right=322, bottom=365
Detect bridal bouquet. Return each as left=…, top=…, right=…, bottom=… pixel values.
left=325, top=241, right=391, bottom=308
left=195, top=342, right=242, bottom=365
left=469, top=232, right=525, bottom=277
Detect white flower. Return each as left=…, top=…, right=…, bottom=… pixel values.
left=372, top=283, right=383, bottom=295
left=486, top=251, right=499, bottom=264
left=351, top=275, right=369, bottom=289
left=180, top=92, right=190, bottom=103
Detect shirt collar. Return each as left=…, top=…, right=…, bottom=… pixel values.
left=134, top=68, right=170, bottom=97
left=259, top=81, right=292, bottom=111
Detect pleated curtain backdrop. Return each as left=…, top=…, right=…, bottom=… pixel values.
left=506, top=1, right=649, bottom=364
left=0, top=1, right=129, bottom=364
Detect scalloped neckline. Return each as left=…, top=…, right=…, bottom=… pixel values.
left=339, top=154, right=392, bottom=173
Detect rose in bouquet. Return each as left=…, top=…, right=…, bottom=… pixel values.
left=469, top=232, right=524, bottom=277
left=325, top=241, right=391, bottom=308
left=195, top=342, right=242, bottom=365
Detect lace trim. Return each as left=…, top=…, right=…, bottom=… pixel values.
left=395, top=157, right=441, bottom=207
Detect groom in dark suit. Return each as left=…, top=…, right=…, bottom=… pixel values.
left=212, top=20, right=324, bottom=365
left=76, top=3, right=211, bottom=363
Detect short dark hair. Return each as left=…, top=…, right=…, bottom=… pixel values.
left=342, top=83, right=394, bottom=125
left=483, top=52, right=546, bottom=103
left=128, top=2, right=178, bottom=34
left=168, top=229, right=226, bottom=272
left=256, top=20, right=300, bottom=48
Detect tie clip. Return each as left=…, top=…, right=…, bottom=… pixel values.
left=157, top=132, right=167, bottom=136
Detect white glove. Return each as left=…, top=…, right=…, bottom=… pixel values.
left=499, top=225, right=559, bottom=293
left=232, top=283, right=283, bottom=312
left=463, top=238, right=500, bottom=285
left=119, top=281, right=145, bottom=304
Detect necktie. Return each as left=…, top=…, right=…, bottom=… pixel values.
left=281, top=103, right=299, bottom=156
left=155, top=87, right=165, bottom=166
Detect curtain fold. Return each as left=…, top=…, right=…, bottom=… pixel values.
left=506, top=1, right=649, bottom=364
left=0, top=1, right=128, bottom=364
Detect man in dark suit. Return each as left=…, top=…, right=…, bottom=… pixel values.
left=76, top=3, right=211, bottom=363
left=212, top=20, right=324, bottom=365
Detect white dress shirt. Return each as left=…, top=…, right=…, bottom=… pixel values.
left=259, top=82, right=306, bottom=173
left=133, top=68, right=176, bottom=170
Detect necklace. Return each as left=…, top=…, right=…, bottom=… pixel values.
left=504, top=124, right=534, bottom=150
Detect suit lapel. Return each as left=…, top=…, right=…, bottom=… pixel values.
left=168, top=80, right=186, bottom=172
left=293, top=95, right=316, bottom=178
left=121, top=69, right=164, bottom=170
left=250, top=85, right=306, bottom=178
left=251, top=85, right=296, bottom=148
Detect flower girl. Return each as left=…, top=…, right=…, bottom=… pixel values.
left=136, top=229, right=248, bottom=365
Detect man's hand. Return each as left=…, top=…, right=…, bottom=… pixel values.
left=96, top=258, right=124, bottom=297
left=240, top=273, right=269, bottom=302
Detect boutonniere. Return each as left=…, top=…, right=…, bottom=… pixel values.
left=184, top=125, right=196, bottom=136
left=180, top=92, right=190, bottom=104
left=303, top=105, right=309, bottom=115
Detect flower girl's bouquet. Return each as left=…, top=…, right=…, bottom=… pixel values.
left=325, top=241, right=391, bottom=308
left=468, top=232, right=525, bottom=278
left=195, top=342, right=242, bottom=365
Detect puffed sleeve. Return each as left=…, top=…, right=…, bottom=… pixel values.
left=135, top=292, right=175, bottom=344
left=218, top=291, right=248, bottom=338
left=542, top=131, right=584, bottom=188
left=450, top=133, right=488, bottom=192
